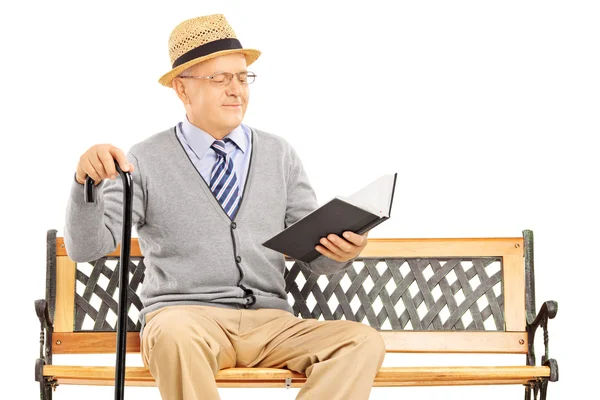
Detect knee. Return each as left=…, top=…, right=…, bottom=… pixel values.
left=362, top=326, right=386, bottom=356
left=350, top=324, right=386, bottom=365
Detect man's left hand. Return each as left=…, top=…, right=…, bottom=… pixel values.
left=315, top=231, right=369, bottom=262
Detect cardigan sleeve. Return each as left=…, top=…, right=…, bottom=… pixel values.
left=64, top=152, right=146, bottom=263
left=284, top=142, right=357, bottom=276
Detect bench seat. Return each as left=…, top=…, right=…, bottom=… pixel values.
left=43, top=365, right=551, bottom=388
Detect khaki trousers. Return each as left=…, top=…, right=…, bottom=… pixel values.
left=141, top=304, right=386, bottom=400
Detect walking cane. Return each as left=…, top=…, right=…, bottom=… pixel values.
left=84, top=160, right=133, bottom=400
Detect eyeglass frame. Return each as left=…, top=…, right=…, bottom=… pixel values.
left=178, top=71, right=257, bottom=85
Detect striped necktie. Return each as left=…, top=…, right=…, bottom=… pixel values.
left=210, top=139, right=240, bottom=219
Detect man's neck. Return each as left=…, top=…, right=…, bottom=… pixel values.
left=187, top=116, right=232, bottom=140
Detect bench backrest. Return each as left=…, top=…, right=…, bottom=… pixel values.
left=45, top=229, right=536, bottom=356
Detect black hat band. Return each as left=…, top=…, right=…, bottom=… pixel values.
left=172, top=38, right=243, bottom=69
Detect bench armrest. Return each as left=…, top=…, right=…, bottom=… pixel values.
left=35, top=299, right=53, bottom=330
left=34, top=299, right=53, bottom=366
left=526, top=300, right=559, bottom=382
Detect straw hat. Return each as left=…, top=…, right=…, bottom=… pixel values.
left=158, top=14, right=261, bottom=87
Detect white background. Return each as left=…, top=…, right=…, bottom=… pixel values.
left=1, top=1, right=598, bottom=398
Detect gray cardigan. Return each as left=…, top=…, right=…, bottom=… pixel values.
left=64, top=126, right=355, bottom=336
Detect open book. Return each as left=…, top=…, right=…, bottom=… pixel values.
left=262, top=173, right=397, bottom=263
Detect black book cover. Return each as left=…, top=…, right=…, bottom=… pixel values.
left=262, top=174, right=397, bottom=263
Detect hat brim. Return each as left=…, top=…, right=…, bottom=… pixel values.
left=158, top=48, right=261, bottom=87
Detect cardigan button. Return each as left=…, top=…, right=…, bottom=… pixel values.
left=231, top=222, right=237, bottom=229
left=236, top=256, right=242, bottom=263
left=244, top=295, right=256, bottom=308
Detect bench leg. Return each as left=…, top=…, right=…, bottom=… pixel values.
left=525, top=382, right=533, bottom=400
left=42, top=380, right=54, bottom=400
left=38, top=376, right=56, bottom=400
left=539, top=380, right=549, bottom=400
left=524, top=379, right=549, bottom=400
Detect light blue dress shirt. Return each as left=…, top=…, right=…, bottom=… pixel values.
left=176, top=116, right=252, bottom=195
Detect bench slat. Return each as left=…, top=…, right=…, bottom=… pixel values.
left=503, top=254, right=526, bottom=331
left=49, top=378, right=540, bottom=388
left=43, top=365, right=551, bottom=388
left=55, top=257, right=76, bottom=332
left=51, top=331, right=529, bottom=355
left=55, top=237, right=524, bottom=258
left=381, top=331, right=528, bottom=353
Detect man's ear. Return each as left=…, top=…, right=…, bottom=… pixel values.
left=172, top=78, right=189, bottom=104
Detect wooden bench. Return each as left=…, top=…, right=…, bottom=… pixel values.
left=35, top=229, right=558, bottom=399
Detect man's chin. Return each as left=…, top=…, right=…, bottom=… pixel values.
left=221, top=114, right=244, bottom=127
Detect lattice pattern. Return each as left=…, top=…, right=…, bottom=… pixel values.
left=74, top=258, right=145, bottom=331
left=284, top=258, right=504, bottom=331
left=73, top=257, right=503, bottom=332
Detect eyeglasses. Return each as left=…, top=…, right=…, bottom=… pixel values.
left=180, top=71, right=257, bottom=85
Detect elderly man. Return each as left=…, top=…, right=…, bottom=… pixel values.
left=65, top=14, right=386, bottom=400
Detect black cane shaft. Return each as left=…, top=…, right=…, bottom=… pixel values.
left=115, top=164, right=133, bottom=400
left=84, top=161, right=133, bottom=400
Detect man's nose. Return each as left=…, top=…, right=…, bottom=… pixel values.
left=226, top=75, right=244, bottom=97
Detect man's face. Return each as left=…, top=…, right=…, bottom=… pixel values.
left=174, top=53, right=250, bottom=137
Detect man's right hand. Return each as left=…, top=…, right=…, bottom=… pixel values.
left=75, top=144, right=135, bottom=185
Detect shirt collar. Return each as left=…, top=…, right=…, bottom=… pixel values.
left=181, top=115, right=248, bottom=160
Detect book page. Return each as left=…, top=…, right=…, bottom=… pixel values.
left=337, top=174, right=395, bottom=217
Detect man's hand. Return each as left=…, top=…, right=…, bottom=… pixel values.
left=315, top=231, right=369, bottom=262
left=75, top=144, right=135, bottom=185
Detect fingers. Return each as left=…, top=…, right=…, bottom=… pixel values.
left=80, top=157, right=102, bottom=184
left=109, top=147, right=134, bottom=173
left=328, top=234, right=356, bottom=253
left=315, top=234, right=356, bottom=261
left=315, top=232, right=370, bottom=262
left=342, top=231, right=368, bottom=246
left=315, top=243, right=344, bottom=262
left=89, top=151, right=109, bottom=180
left=99, top=151, right=118, bottom=179
left=76, top=144, right=133, bottom=185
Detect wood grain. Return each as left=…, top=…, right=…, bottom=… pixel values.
left=55, top=237, right=524, bottom=258
left=52, top=331, right=527, bottom=354
left=43, top=365, right=550, bottom=387
left=54, top=256, right=76, bottom=332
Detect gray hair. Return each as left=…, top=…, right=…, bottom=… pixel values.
left=178, top=65, right=196, bottom=78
